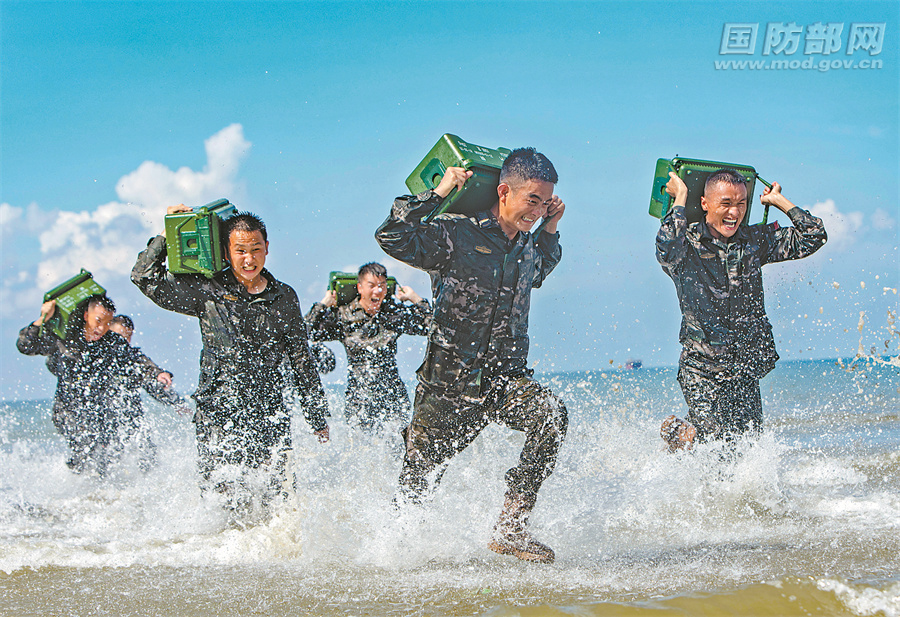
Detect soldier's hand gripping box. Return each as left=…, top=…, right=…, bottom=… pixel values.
left=165, top=199, right=237, bottom=278
left=328, top=271, right=397, bottom=307
left=42, top=269, right=106, bottom=339
left=406, top=134, right=511, bottom=220
left=649, top=157, right=772, bottom=225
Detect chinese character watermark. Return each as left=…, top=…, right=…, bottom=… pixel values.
left=763, top=22, right=803, bottom=55
left=804, top=22, right=843, bottom=55
left=847, top=23, right=886, bottom=55
left=720, top=23, right=758, bottom=55
left=718, top=20, right=887, bottom=61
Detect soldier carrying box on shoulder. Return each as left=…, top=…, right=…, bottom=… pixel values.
left=657, top=169, right=827, bottom=450
left=132, top=205, right=330, bottom=522
left=376, top=147, right=568, bottom=564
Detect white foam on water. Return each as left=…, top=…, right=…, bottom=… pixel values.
left=0, top=366, right=897, bottom=604
left=818, top=579, right=900, bottom=617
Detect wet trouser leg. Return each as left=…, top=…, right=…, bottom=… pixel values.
left=489, top=376, right=568, bottom=501
left=398, top=376, right=568, bottom=503
left=678, top=364, right=763, bottom=442
left=194, top=409, right=291, bottom=506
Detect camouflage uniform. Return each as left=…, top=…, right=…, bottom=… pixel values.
left=657, top=205, right=827, bottom=440
left=375, top=190, right=568, bottom=503
left=131, top=235, right=328, bottom=500
left=17, top=324, right=161, bottom=475
left=110, top=348, right=187, bottom=472
left=305, top=296, right=430, bottom=430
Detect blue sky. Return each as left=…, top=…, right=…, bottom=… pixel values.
left=2, top=1, right=898, bottom=400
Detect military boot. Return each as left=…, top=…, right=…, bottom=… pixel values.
left=487, top=491, right=555, bottom=564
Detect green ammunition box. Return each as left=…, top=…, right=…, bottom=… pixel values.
left=405, top=134, right=511, bottom=219
left=164, top=198, right=237, bottom=278
left=328, top=271, right=397, bottom=307
left=649, top=157, right=772, bottom=225
left=42, top=269, right=106, bottom=340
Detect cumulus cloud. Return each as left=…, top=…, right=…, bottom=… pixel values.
left=1, top=124, right=251, bottom=317
left=809, top=199, right=864, bottom=253
left=116, top=123, right=251, bottom=218
left=870, top=208, right=896, bottom=231
left=0, top=203, right=22, bottom=228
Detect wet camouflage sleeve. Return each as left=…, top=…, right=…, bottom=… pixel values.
left=532, top=228, right=563, bottom=288
left=283, top=289, right=329, bottom=433
left=304, top=302, right=343, bottom=342
left=129, top=346, right=187, bottom=408
left=656, top=205, right=826, bottom=273
left=387, top=299, right=432, bottom=337
left=760, top=207, right=828, bottom=264
left=375, top=190, right=562, bottom=284
left=143, top=379, right=189, bottom=407
left=17, top=324, right=60, bottom=357
left=131, top=235, right=207, bottom=316
left=375, top=191, right=455, bottom=275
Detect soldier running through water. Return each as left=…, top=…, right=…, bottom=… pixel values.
left=657, top=169, right=827, bottom=450
left=108, top=314, right=190, bottom=472
left=17, top=295, right=171, bottom=476
left=305, top=262, right=430, bottom=432
left=376, top=147, right=568, bottom=563
left=132, top=209, right=330, bottom=523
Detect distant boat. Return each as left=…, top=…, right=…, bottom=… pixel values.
left=625, top=359, right=642, bottom=370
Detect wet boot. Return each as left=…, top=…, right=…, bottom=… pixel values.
left=487, top=491, right=555, bottom=564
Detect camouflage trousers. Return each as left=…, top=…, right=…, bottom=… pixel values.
left=194, top=406, right=292, bottom=509
left=52, top=403, right=117, bottom=476
left=398, top=373, right=568, bottom=503
left=677, top=361, right=763, bottom=442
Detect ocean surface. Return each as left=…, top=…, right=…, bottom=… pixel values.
left=1, top=358, right=898, bottom=616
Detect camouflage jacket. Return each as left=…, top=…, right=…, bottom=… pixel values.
left=375, top=190, right=562, bottom=397
left=111, top=346, right=187, bottom=421
left=131, top=235, right=328, bottom=431
left=305, top=296, right=430, bottom=395
left=18, top=324, right=161, bottom=435
left=44, top=336, right=185, bottom=421
left=656, top=205, right=827, bottom=376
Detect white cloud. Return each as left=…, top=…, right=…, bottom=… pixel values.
left=1, top=125, right=252, bottom=318
left=870, top=208, right=896, bottom=231
left=0, top=203, right=22, bottom=228
left=116, top=123, right=250, bottom=216
left=809, top=199, right=864, bottom=253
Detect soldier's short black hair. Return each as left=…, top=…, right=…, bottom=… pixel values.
left=111, top=314, right=134, bottom=331
left=704, top=169, right=748, bottom=196
left=87, top=294, right=116, bottom=314
left=358, top=262, right=387, bottom=280
left=223, top=212, right=268, bottom=250
left=499, top=147, right=558, bottom=186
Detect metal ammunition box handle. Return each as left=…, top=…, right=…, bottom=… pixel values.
left=43, top=269, right=92, bottom=302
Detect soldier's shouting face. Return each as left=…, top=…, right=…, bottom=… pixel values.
left=358, top=272, right=387, bottom=315
left=701, top=181, right=748, bottom=240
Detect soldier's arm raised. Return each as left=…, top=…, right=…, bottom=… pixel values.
left=656, top=173, right=691, bottom=272
left=760, top=183, right=827, bottom=264
left=375, top=188, right=457, bottom=274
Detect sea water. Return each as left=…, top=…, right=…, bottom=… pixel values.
left=1, top=358, right=898, bottom=616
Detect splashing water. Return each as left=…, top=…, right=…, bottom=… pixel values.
left=1, top=361, right=898, bottom=616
